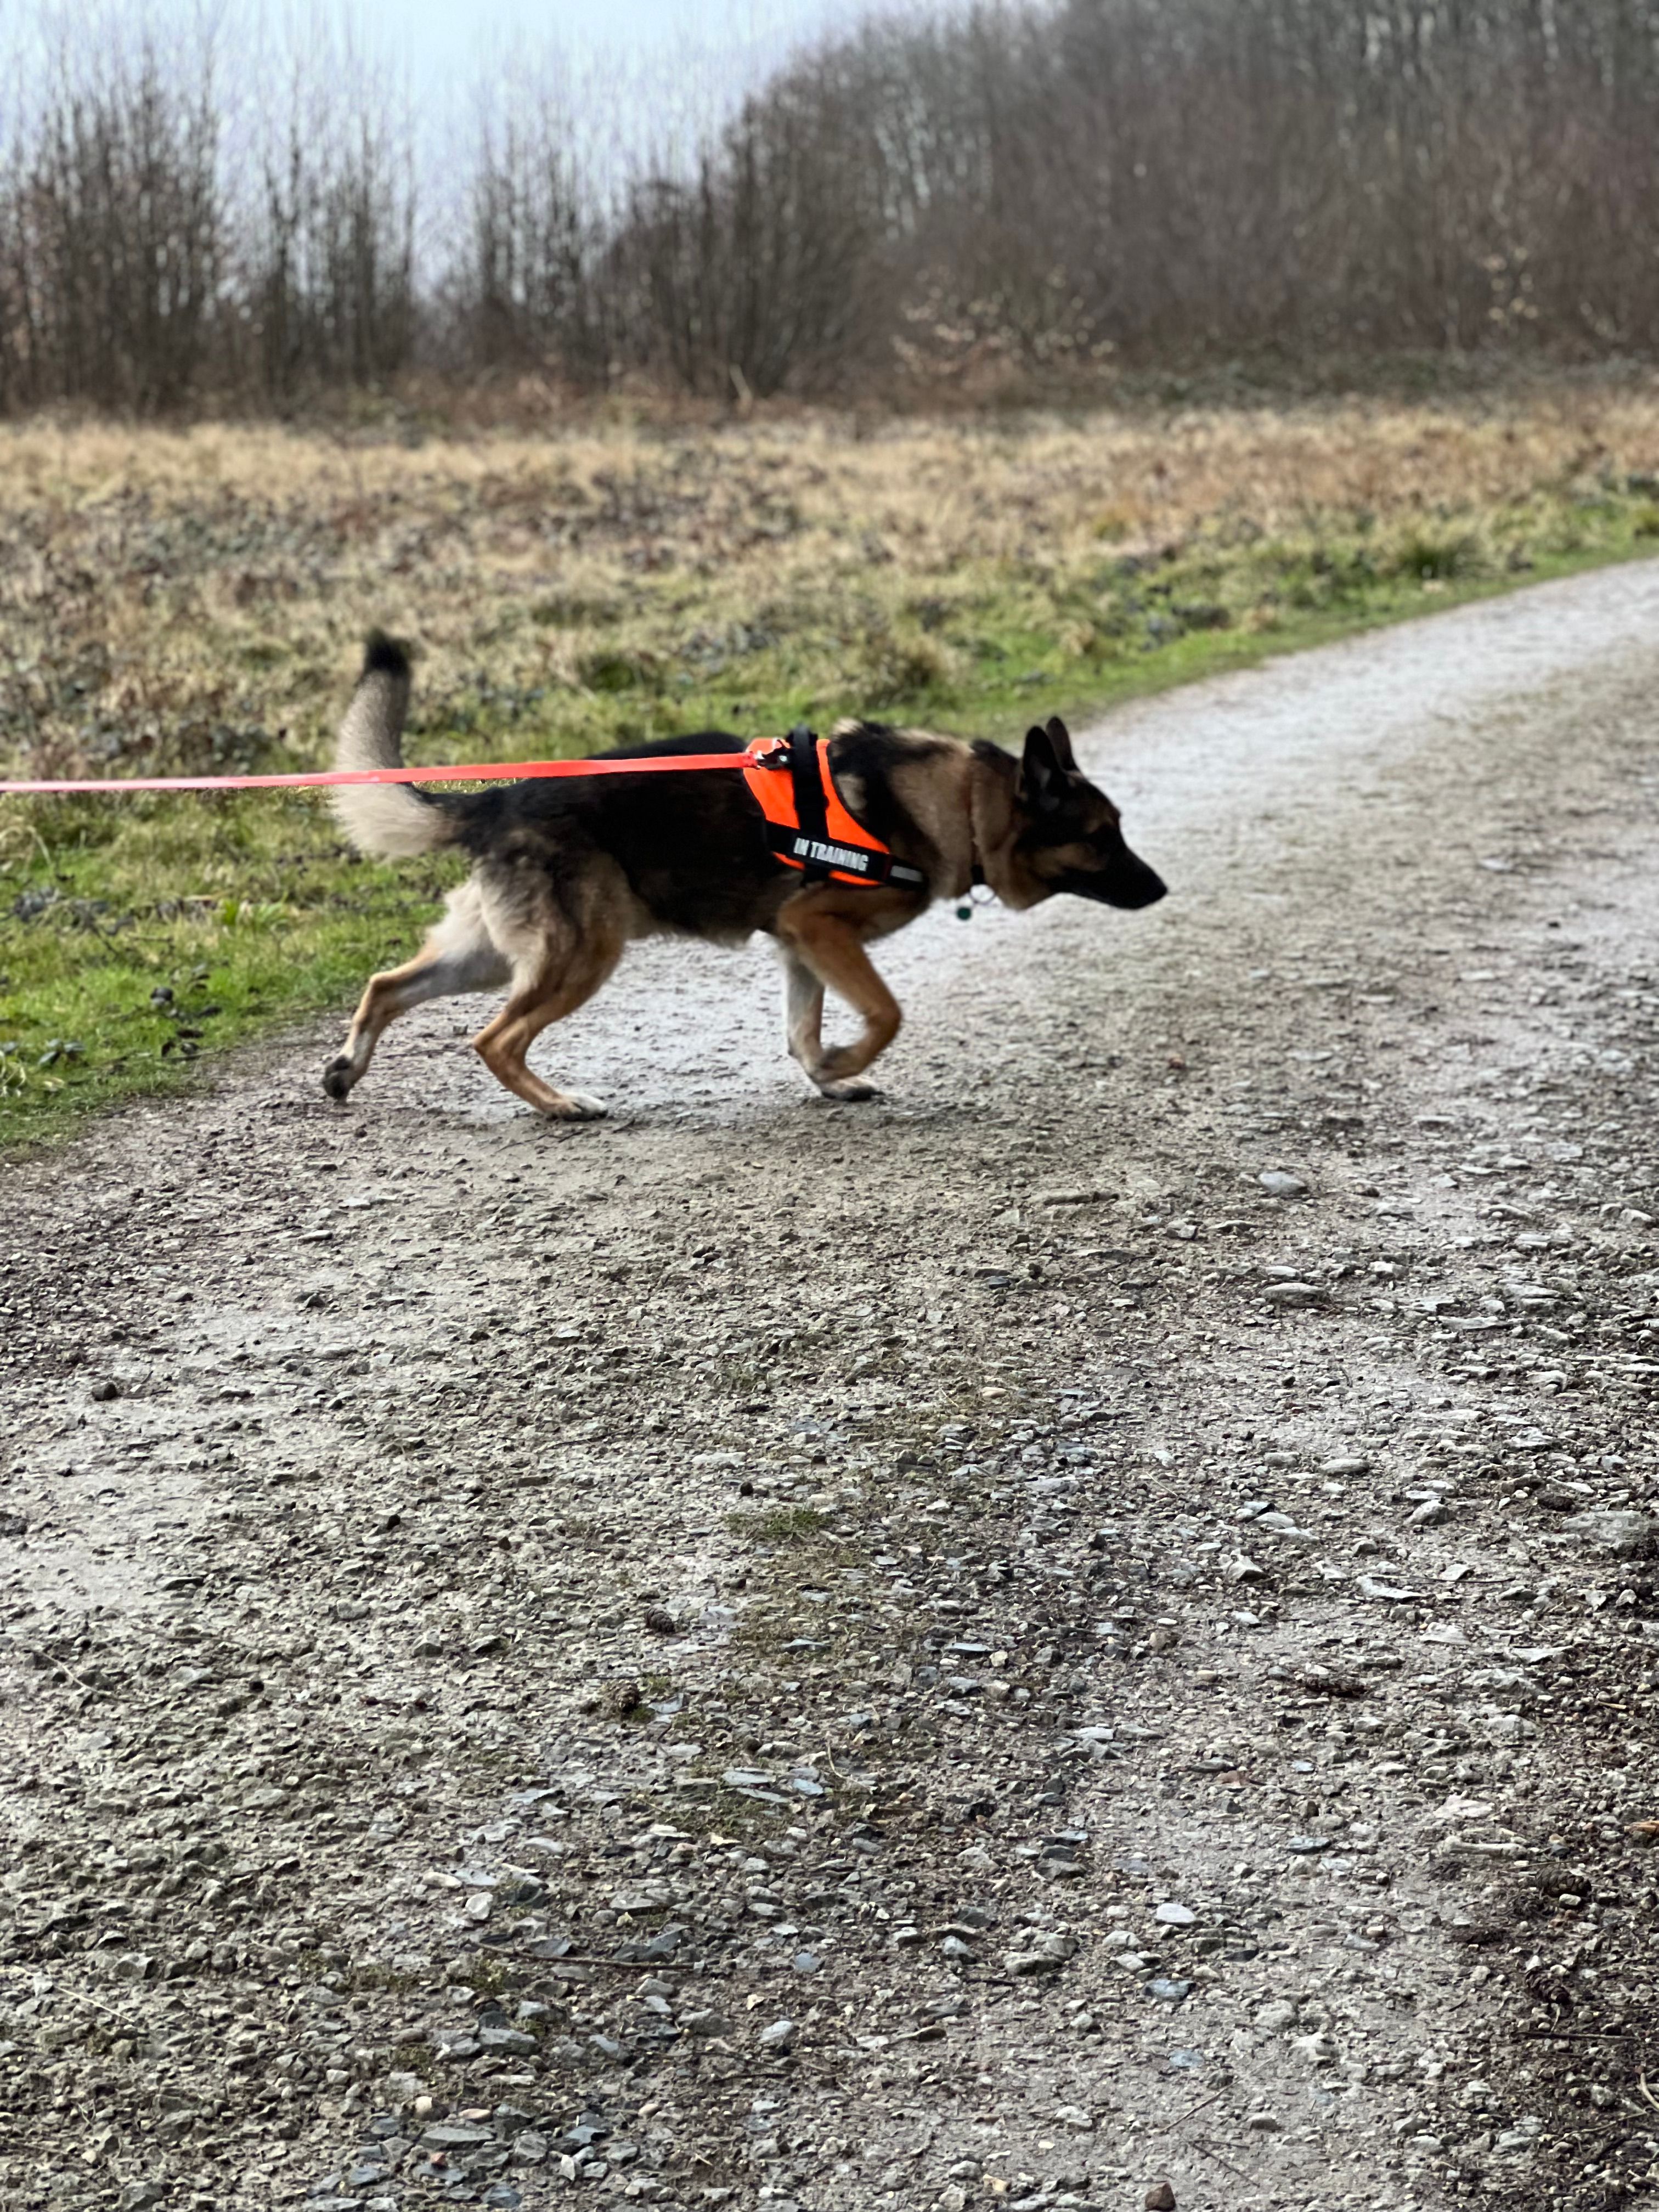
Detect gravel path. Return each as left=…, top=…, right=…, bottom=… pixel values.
left=5, top=563, right=1659, bottom=2212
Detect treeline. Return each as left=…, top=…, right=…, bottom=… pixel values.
left=4, top=0, right=1659, bottom=415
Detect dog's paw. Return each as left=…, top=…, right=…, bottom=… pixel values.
left=546, top=1091, right=609, bottom=1121
left=321, top=1055, right=357, bottom=1102
left=812, top=1077, right=881, bottom=1104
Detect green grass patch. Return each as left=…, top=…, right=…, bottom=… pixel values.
left=728, top=1504, right=831, bottom=1544
left=0, top=793, right=463, bottom=1143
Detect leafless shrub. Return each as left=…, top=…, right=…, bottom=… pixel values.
left=0, top=33, right=219, bottom=411
left=450, top=92, right=613, bottom=388
left=241, top=73, right=418, bottom=401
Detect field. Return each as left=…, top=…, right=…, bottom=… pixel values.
left=4, top=377, right=1659, bottom=1142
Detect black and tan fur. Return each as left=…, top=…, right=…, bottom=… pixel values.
left=323, top=635, right=1166, bottom=1117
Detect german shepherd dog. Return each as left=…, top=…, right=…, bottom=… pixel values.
left=323, top=636, right=1166, bottom=1117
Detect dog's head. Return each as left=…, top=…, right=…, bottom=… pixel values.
left=1001, top=717, right=1167, bottom=911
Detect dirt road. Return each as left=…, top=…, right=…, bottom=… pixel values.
left=5, top=563, right=1659, bottom=2212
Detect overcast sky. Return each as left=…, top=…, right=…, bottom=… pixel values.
left=15, top=0, right=917, bottom=198
left=374, top=0, right=867, bottom=98
left=19, top=1, right=890, bottom=94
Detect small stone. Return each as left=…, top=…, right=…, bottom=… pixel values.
left=1226, top=1555, right=1266, bottom=1583
left=681, top=2010, right=731, bottom=2036
left=1245, top=2111, right=1282, bottom=2132
left=1147, top=1977, right=1190, bottom=2002
left=477, top=2026, right=537, bottom=2056
left=941, top=1935, right=975, bottom=1961
left=609, top=1883, right=671, bottom=1915
left=758, top=2018, right=796, bottom=2050
left=89, top=1379, right=121, bottom=1402
left=1255, top=1999, right=1299, bottom=2031
left=420, top=2125, right=495, bottom=2151
left=791, top=1950, right=821, bottom=1973
left=119, top=2187, right=163, bottom=2212
left=464, top=1891, right=492, bottom=1923
left=1291, top=2030, right=1339, bottom=2063
left=1154, top=1903, right=1197, bottom=1927
left=1286, top=1833, right=1330, bottom=1854
left=1562, top=1509, right=1658, bottom=1559
left=1319, top=1456, right=1371, bottom=1476
left=1006, top=1931, right=1077, bottom=1974
left=1258, top=1170, right=1308, bottom=1197
left=1146, top=2186, right=1177, bottom=2212
left=1052, top=2103, right=1094, bottom=2131
left=510, top=2132, right=549, bottom=2166
left=1260, top=1281, right=1322, bottom=1304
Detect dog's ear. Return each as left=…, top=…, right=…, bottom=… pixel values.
left=1022, top=723, right=1068, bottom=812
left=1043, top=715, right=1076, bottom=770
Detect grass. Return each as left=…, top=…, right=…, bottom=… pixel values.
left=729, top=1505, right=832, bottom=1544
left=3, top=380, right=1659, bottom=1144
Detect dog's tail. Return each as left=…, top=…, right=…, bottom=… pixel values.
left=331, top=634, right=460, bottom=859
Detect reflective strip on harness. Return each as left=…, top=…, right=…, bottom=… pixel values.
left=741, top=729, right=927, bottom=891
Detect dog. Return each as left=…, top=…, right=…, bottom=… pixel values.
left=322, top=635, right=1166, bottom=1117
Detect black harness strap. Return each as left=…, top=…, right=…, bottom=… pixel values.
left=787, top=724, right=832, bottom=882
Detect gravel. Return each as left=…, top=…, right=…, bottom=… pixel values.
left=5, top=566, right=1659, bottom=2210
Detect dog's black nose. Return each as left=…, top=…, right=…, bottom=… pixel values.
left=1117, top=860, right=1166, bottom=909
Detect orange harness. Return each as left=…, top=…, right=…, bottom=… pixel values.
left=741, top=727, right=927, bottom=891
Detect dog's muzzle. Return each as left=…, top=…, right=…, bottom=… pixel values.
left=1057, top=850, right=1167, bottom=909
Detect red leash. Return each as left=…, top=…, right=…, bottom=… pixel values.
left=0, top=752, right=766, bottom=796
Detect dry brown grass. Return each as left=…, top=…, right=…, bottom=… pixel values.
left=4, top=381, right=1658, bottom=780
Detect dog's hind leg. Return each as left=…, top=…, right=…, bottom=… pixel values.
left=776, top=910, right=900, bottom=1102
left=323, top=891, right=509, bottom=1101
left=471, top=930, right=624, bottom=1119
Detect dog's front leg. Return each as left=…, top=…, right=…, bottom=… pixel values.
left=781, top=951, right=826, bottom=1075
left=776, top=909, right=900, bottom=1102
